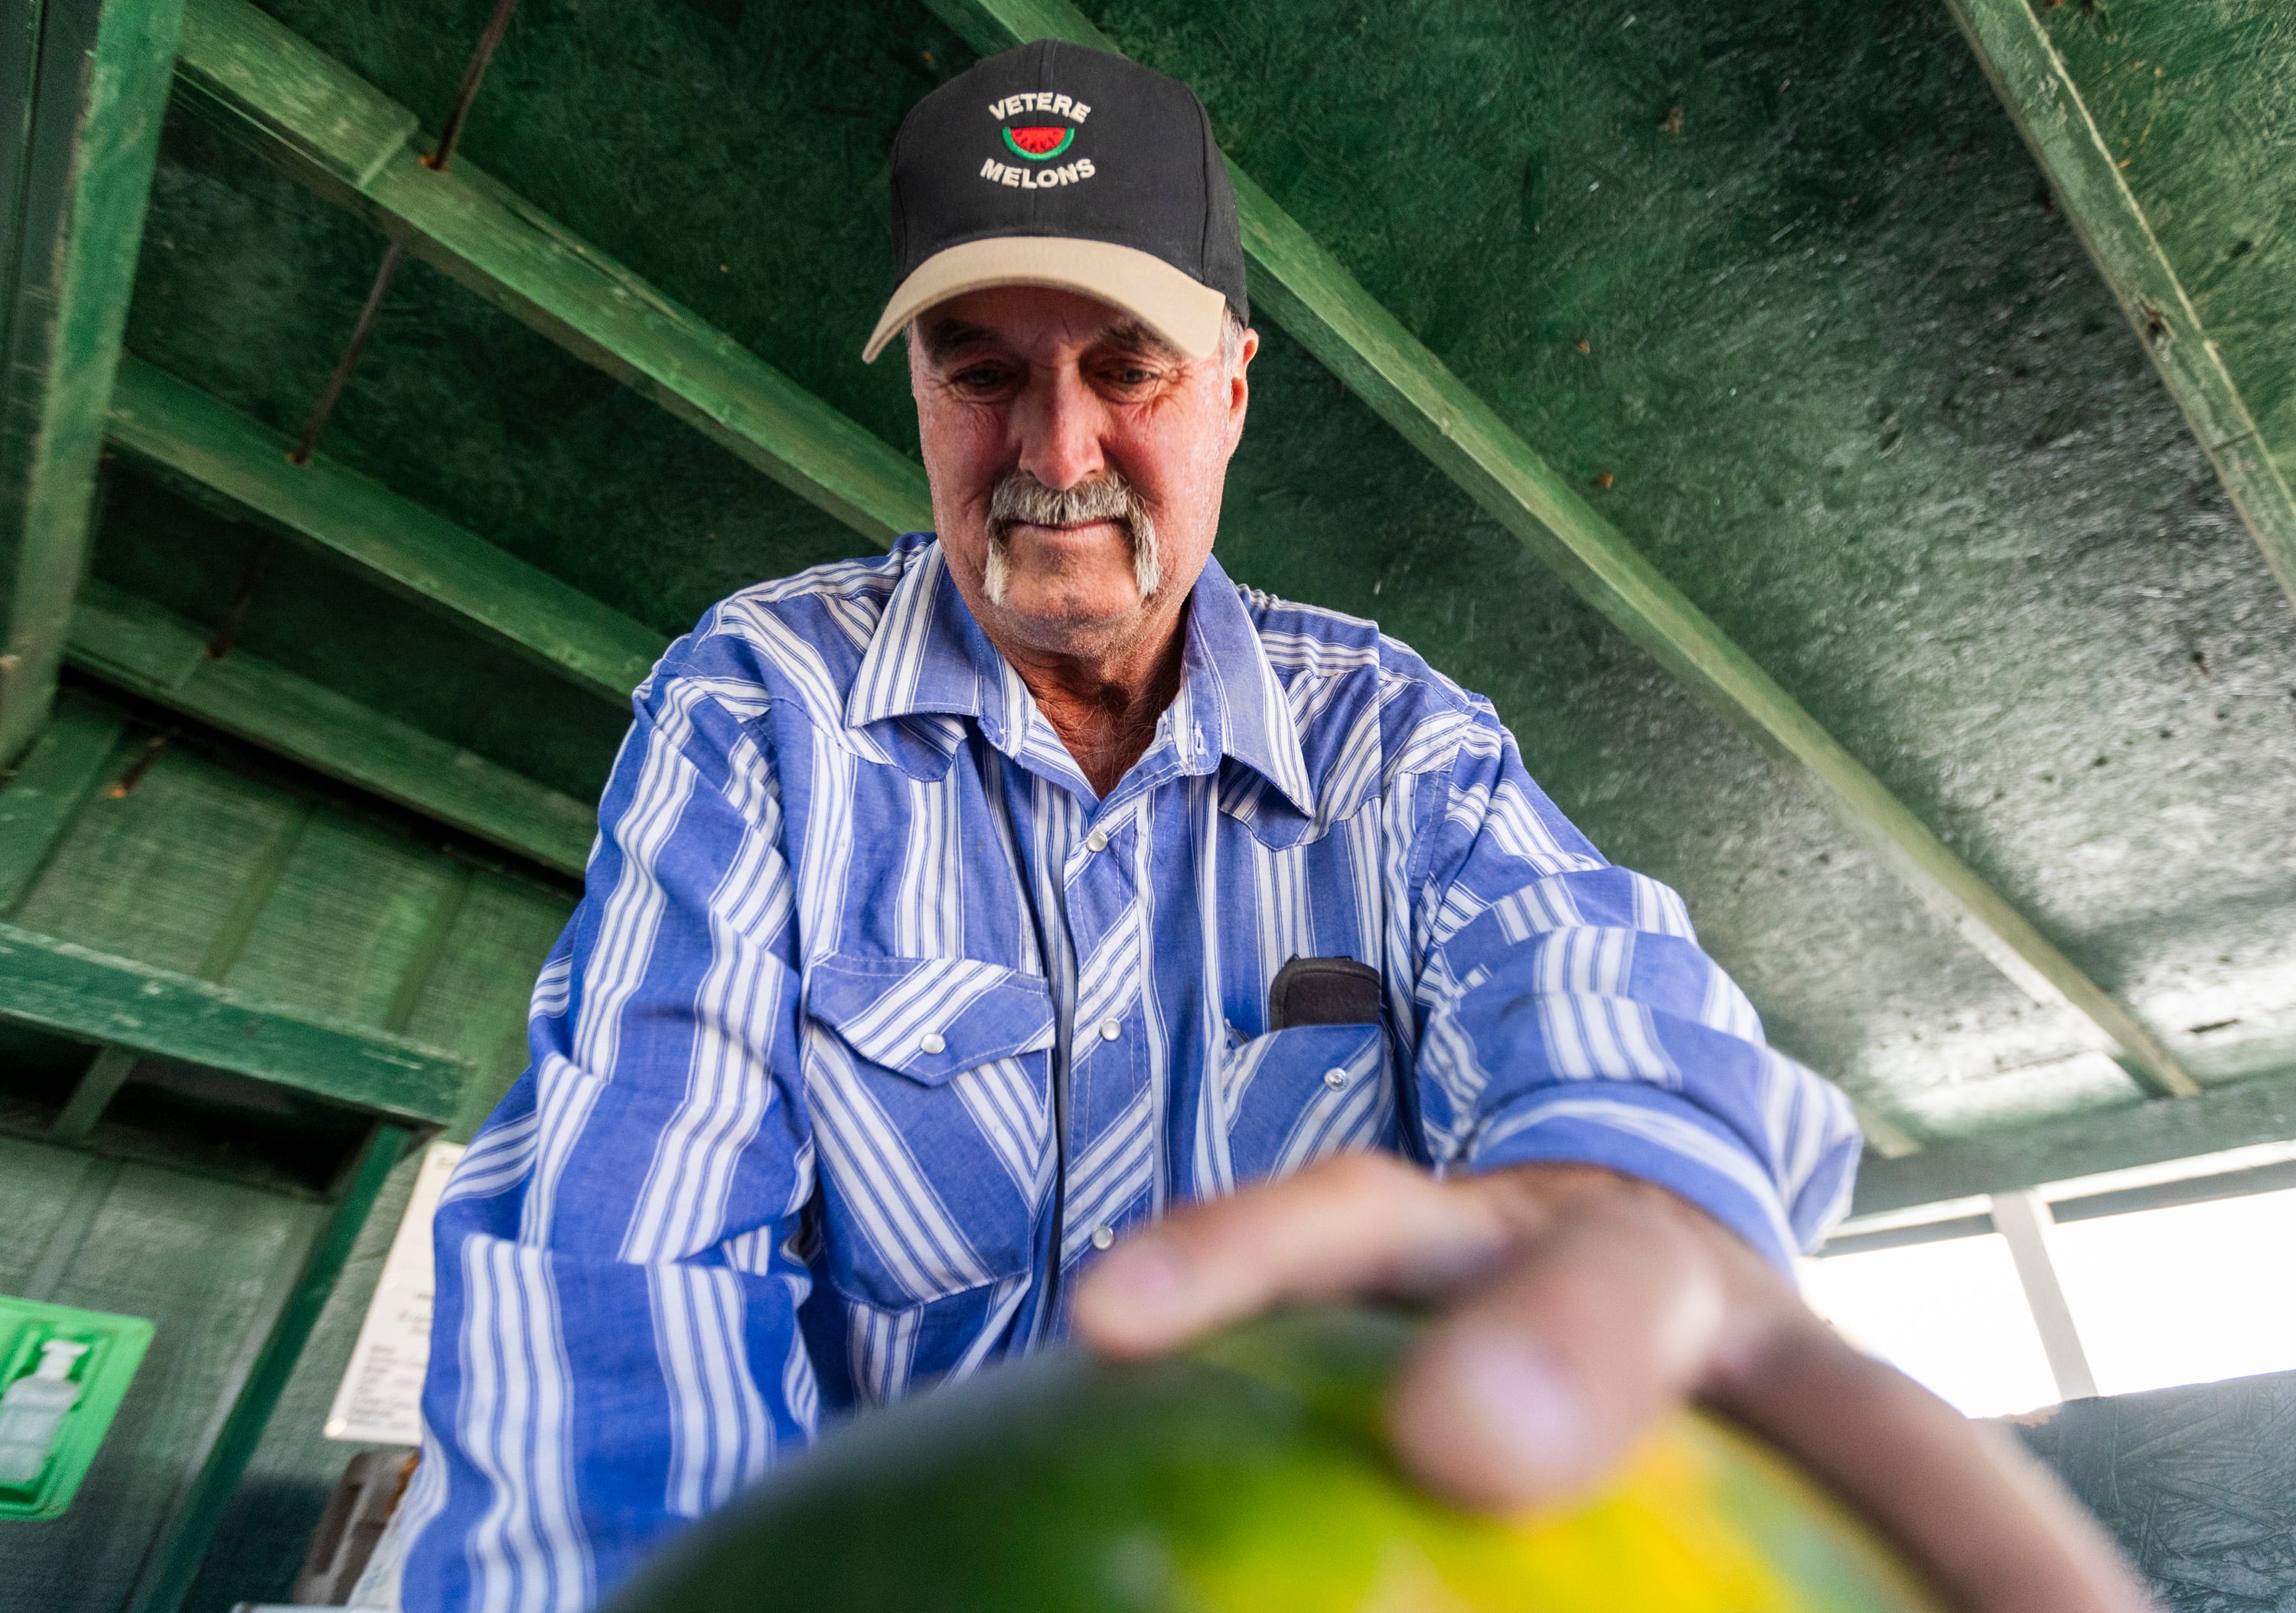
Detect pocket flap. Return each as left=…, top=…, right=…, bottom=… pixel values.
left=806, top=952, right=1055, bottom=1084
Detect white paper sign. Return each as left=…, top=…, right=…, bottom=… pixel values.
left=325, top=1141, right=465, bottom=1445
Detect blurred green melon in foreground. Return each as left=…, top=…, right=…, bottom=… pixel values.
left=604, top=1308, right=1940, bottom=1612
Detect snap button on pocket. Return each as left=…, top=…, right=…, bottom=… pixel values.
left=1218, top=1022, right=1397, bottom=1187
left=807, top=952, right=1055, bottom=1085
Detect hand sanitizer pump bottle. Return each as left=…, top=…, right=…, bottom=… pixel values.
left=0, top=1340, right=90, bottom=1485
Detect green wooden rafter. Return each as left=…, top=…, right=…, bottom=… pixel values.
left=106, top=355, right=668, bottom=704
left=0, top=919, right=465, bottom=1125
left=921, top=0, right=2199, bottom=1104
left=1854, top=1066, right=2296, bottom=1215
left=66, top=579, right=598, bottom=873
left=0, top=0, right=185, bottom=766
left=169, top=0, right=932, bottom=547
left=1943, top=0, right=2296, bottom=613
left=95, top=0, right=2204, bottom=1110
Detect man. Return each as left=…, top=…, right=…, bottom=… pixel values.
left=397, top=41, right=2151, bottom=1613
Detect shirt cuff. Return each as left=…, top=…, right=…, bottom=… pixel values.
left=1459, top=1083, right=1802, bottom=1273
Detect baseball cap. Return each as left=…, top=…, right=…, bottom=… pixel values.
left=862, top=39, right=1249, bottom=364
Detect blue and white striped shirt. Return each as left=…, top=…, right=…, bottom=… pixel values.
left=400, top=534, right=1861, bottom=1609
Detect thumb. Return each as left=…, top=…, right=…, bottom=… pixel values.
left=1385, top=1184, right=1726, bottom=1510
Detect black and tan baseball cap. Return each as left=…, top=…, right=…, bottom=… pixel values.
left=862, top=40, right=1248, bottom=364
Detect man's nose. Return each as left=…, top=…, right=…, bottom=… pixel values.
left=1013, top=367, right=1107, bottom=491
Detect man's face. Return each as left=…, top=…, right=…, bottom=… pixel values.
left=908, top=286, right=1256, bottom=664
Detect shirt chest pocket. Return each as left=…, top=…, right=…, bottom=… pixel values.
left=803, top=952, right=1055, bottom=1311
left=1220, top=1020, right=1399, bottom=1187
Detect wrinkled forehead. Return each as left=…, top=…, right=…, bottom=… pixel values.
left=912, top=286, right=1185, bottom=367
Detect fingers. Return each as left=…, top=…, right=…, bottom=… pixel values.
left=1078, top=1155, right=2157, bottom=1613
left=1708, top=1317, right=2159, bottom=1613
left=1071, top=1153, right=1517, bottom=1357
left=1386, top=1180, right=1727, bottom=1510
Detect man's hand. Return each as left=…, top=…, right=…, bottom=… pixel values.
left=1071, top=1154, right=2157, bottom=1613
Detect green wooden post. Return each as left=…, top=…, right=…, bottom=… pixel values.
left=0, top=0, right=186, bottom=766
left=125, top=1120, right=414, bottom=1613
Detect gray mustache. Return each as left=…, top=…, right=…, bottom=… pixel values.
left=985, top=470, right=1146, bottom=535
left=980, top=471, right=1162, bottom=605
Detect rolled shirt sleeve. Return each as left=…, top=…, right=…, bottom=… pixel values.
left=1404, top=704, right=1862, bottom=1270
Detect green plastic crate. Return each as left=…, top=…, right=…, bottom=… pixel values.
left=0, top=1295, right=154, bottom=1520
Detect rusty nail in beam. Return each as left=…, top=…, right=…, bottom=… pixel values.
left=106, top=734, right=169, bottom=798
left=288, top=240, right=406, bottom=467
left=285, top=0, right=520, bottom=466
left=428, top=0, right=523, bottom=174
left=206, top=537, right=279, bottom=661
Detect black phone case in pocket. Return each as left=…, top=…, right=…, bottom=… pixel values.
left=1267, top=955, right=1382, bottom=1030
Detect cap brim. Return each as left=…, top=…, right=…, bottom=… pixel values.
left=862, top=236, right=1227, bottom=363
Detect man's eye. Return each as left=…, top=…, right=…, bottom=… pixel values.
left=953, top=367, right=1008, bottom=390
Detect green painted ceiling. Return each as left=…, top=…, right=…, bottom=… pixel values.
left=2044, top=0, right=2296, bottom=478
left=97, top=0, right=2296, bottom=1146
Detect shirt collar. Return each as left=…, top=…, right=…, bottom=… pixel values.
left=846, top=540, right=1314, bottom=815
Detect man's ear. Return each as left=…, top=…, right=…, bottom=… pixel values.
left=1227, top=326, right=1260, bottom=439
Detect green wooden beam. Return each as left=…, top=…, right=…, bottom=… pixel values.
left=0, top=0, right=185, bottom=765
left=1942, top=0, right=2296, bottom=614
left=1849, top=1099, right=1925, bottom=1161
left=50, top=1042, right=136, bottom=1144
left=106, top=354, right=667, bottom=704
left=128, top=1121, right=411, bottom=1613
left=66, top=577, right=597, bottom=873
left=1853, top=1068, right=2296, bottom=1216
left=920, top=0, right=2200, bottom=1102
left=0, top=921, right=463, bottom=1123
left=170, top=0, right=932, bottom=548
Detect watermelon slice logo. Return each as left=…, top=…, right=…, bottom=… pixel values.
left=1003, top=126, right=1075, bottom=161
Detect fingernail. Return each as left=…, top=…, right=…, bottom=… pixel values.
left=1445, top=1331, right=1583, bottom=1478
